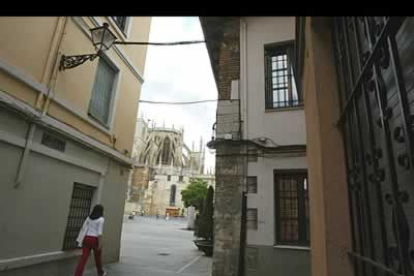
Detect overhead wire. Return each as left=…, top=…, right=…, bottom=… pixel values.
left=139, top=99, right=217, bottom=105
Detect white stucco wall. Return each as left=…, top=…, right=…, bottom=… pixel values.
left=246, top=155, right=307, bottom=246
left=243, top=17, right=306, bottom=145
left=241, top=17, right=308, bottom=247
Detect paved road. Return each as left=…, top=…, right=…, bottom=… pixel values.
left=85, top=216, right=211, bottom=276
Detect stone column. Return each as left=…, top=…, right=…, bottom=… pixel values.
left=187, top=206, right=196, bottom=229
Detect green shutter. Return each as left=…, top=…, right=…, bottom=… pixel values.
left=89, top=58, right=117, bottom=125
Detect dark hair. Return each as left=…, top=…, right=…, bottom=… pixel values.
left=89, top=204, right=104, bottom=220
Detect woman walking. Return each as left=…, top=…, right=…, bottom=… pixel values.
left=74, top=204, right=107, bottom=276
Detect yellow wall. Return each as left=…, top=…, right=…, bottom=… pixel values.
left=302, top=17, right=353, bottom=276
left=0, top=17, right=58, bottom=83
left=0, top=16, right=151, bottom=158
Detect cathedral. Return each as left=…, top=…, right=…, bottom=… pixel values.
left=124, top=117, right=215, bottom=216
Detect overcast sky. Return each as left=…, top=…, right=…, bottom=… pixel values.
left=138, top=17, right=217, bottom=173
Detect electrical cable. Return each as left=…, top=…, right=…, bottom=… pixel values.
left=139, top=99, right=217, bottom=105
left=114, top=40, right=205, bottom=46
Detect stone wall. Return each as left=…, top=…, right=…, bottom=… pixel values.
left=208, top=17, right=243, bottom=276
left=125, top=166, right=150, bottom=214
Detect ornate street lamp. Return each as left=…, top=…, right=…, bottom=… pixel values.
left=59, top=23, right=117, bottom=71
left=59, top=21, right=204, bottom=71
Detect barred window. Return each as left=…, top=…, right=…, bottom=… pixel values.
left=246, top=208, right=258, bottom=230
left=265, top=41, right=302, bottom=110
left=41, top=132, right=66, bottom=152
left=274, top=170, right=309, bottom=246
left=62, top=183, right=95, bottom=250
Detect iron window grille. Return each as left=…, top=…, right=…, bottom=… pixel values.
left=41, top=132, right=66, bottom=152
left=332, top=17, right=414, bottom=276
left=62, top=183, right=95, bottom=250
left=265, top=41, right=302, bottom=110
left=246, top=208, right=258, bottom=230
left=274, top=170, right=309, bottom=246
left=111, top=17, right=128, bottom=33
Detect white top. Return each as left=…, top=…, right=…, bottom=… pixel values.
left=85, top=217, right=105, bottom=237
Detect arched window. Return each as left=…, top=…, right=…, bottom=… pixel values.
left=162, top=137, right=171, bottom=164
left=170, top=184, right=177, bottom=206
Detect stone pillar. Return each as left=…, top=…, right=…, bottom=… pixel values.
left=187, top=206, right=196, bottom=229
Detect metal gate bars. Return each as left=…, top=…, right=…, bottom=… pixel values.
left=333, top=17, right=414, bottom=276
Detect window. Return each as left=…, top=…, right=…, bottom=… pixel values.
left=274, top=170, right=309, bottom=246
left=167, top=175, right=171, bottom=181
left=62, top=183, right=95, bottom=250
left=162, top=137, right=171, bottom=165
left=247, top=148, right=258, bottom=162
left=265, top=41, right=302, bottom=109
left=41, top=132, right=66, bottom=152
left=247, top=176, right=258, bottom=194
left=111, top=17, right=128, bottom=33
left=170, top=185, right=177, bottom=206
left=246, top=208, right=258, bottom=230
left=88, top=58, right=117, bottom=126
left=179, top=175, right=184, bottom=182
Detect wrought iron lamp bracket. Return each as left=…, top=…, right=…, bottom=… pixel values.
left=59, top=52, right=100, bottom=71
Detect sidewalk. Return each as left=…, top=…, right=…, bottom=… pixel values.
left=84, top=216, right=211, bottom=276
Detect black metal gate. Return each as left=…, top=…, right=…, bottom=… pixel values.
left=62, top=183, right=95, bottom=250
left=333, top=17, right=414, bottom=276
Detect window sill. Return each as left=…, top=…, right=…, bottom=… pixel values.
left=265, top=106, right=304, bottom=113
left=87, top=113, right=110, bottom=130
left=273, top=245, right=310, bottom=251
left=0, top=250, right=82, bottom=271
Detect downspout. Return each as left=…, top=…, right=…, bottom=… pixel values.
left=14, top=17, right=68, bottom=188
left=238, top=17, right=248, bottom=276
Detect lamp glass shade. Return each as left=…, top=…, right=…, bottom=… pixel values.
left=90, top=23, right=116, bottom=52
left=102, top=28, right=117, bottom=50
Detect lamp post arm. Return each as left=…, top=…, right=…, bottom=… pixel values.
left=59, top=53, right=99, bottom=71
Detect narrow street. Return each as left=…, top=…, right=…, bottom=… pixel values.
left=85, top=216, right=211, bottom=276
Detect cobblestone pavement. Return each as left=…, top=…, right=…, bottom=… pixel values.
left=84, top=216, right=211, bottom=276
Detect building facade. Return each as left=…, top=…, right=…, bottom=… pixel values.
left=0, top=16, right=151, bottom=275
left=294, top=17, right=414, bottom=276
left=125, top=117, right=215, bottom=216
left=201, top=17, right=309, bottom=276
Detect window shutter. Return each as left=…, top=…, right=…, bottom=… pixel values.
left=89, top=58, right=116, bottom=125
left=264, top=51, right=273, bottom=109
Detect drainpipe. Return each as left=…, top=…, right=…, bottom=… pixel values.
left=14, top=17, right=68, bottom=188
left=238, top=17, right=248, bottom=276
left=241, top=18, right=248, bottom=141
